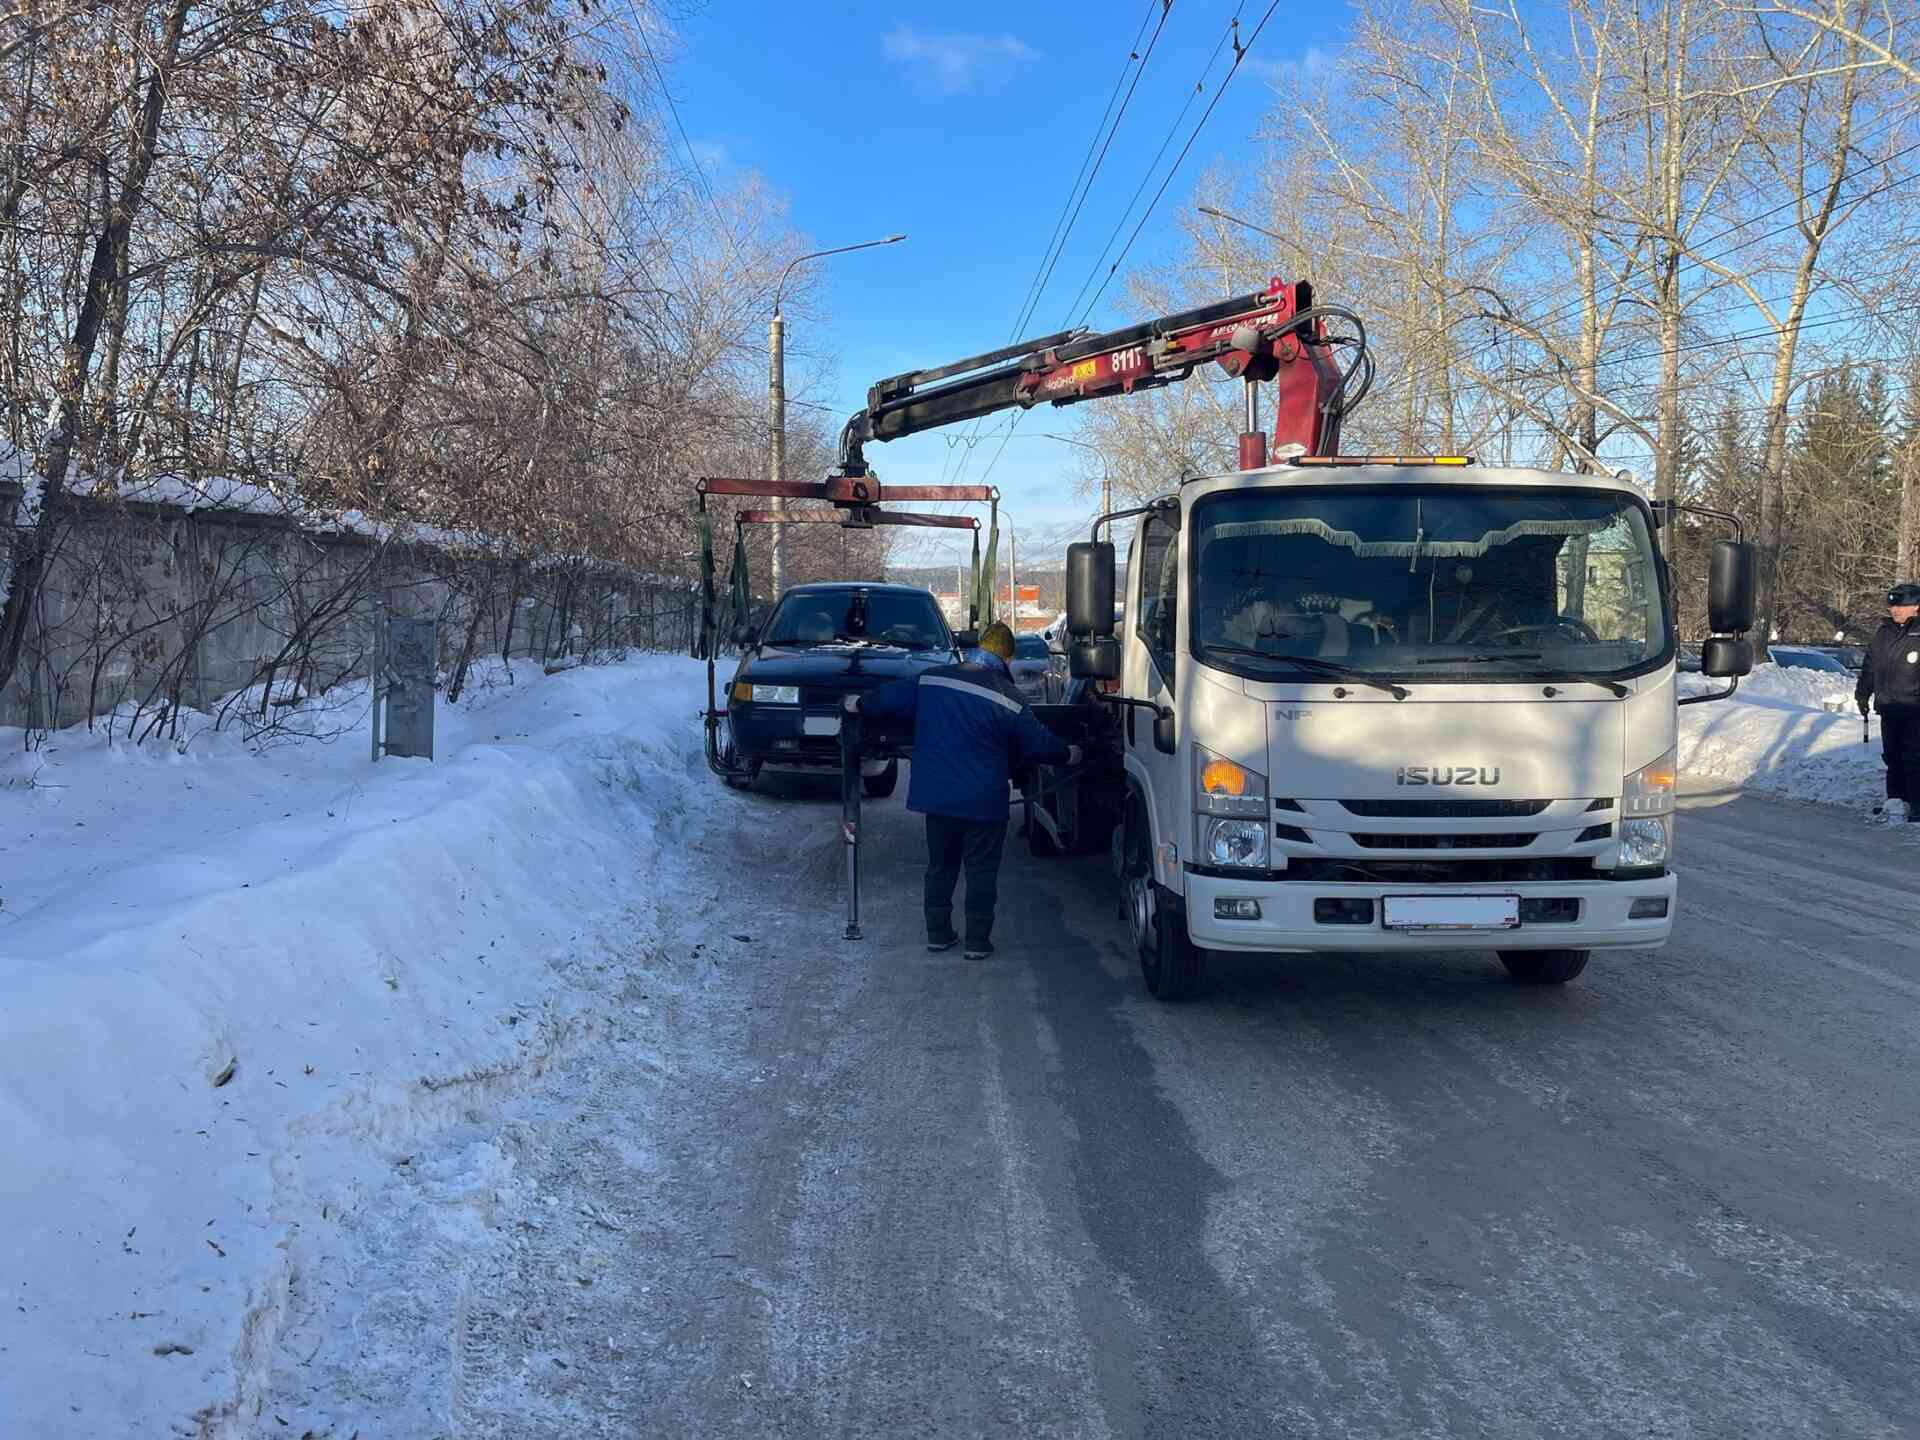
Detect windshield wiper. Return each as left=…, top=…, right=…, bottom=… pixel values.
left=1201, top=644, right=1409, bottom=699
left=1411, top=652, right=1630, bottom=696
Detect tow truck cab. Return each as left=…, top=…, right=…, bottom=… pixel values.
left=1066, top=460, right=1756, bottom=983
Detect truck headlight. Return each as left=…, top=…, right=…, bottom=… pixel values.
left=1195, top=745, right=1266, bottom=816
left=733, top=682, right=799, bottom=705
left=1623, top=748, right=1676, bottom=817
left=1204, top=817, right=1269, bottom=869
left=1618, top=815, right=1670, bottom=868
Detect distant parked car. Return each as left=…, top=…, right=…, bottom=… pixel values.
left=1767, top=645, right=1854, bottom=676
left=1008, top=633, right=1062, bottom=704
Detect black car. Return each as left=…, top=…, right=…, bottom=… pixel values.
left=721, top=583, right=959, bottom=795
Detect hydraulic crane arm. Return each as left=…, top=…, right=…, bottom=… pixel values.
left=836, top=279, right=1373, bottom=476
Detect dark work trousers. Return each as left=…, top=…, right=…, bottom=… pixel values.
left=1883, top=710, right=1920, bottom=804
left=923, top=812, right=1008, bottom=946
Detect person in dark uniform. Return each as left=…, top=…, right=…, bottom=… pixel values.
left=849, top=621, right=1079, bottom=958
left=1857, top=581, right=1920, bottom=825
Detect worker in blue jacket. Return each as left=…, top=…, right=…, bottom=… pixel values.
left=848, top=621, right=1080, bottom=959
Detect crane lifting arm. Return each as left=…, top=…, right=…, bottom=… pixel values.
left=836, top=279, right=1372, bottom=476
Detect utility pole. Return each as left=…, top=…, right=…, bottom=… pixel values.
left=769, top=234, right=906, bottom=596
left=769, top=309, right=786, bottom=592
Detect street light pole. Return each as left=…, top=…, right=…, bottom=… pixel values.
left=769, top=234, right=906, bottom=596
left=1041, top=433, right=1111, bottom=520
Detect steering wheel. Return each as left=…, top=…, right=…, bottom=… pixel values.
left=1489, top=616, right=1600, bottom=646
left=879, top=624, right=925, bottom=646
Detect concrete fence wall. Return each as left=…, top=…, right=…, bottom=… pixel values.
left=0, top=484, right=699, bottom=733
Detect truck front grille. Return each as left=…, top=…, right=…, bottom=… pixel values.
left=1339, top=798, right=1551, bottom=818
left=1352, top=832, right=1537, bottom=850
left=1280, top=857, right=1604, bottom=884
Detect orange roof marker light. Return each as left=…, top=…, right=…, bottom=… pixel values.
left=1288, top=454, right=1475, bottom=466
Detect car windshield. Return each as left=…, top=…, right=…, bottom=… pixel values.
left=1774, top=648, right=1848, bottom=672
left=1188, top=485, right=1669, bottom=681
left=761, top=589, right=949, bottom=650
left=1014, top=636, right=1050, bottom=660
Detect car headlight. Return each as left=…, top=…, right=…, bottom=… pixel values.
left=1618, top=815, right=1670, bottom=868
left=1204, top=817, right=1269, bottom=869
left=1195, top=745, right=1267, bottom=817
left=732, top=682, right=799, bottom=705
left=1623, top=747, right=1676, bottom=817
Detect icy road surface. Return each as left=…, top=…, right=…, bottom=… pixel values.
left=260, top=769, right=1920, bottom=1438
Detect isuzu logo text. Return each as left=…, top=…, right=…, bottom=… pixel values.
left=1396, top=765, right=1501, bottom=786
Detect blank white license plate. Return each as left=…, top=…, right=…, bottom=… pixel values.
left=1381, top=894, right=1520, bottom=931
left=802, top=715, right=841, bottom=737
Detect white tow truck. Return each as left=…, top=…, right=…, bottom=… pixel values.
left=1055, top=455, right=1755, bottom=997
left=807, top=276, right=1756, bottom=994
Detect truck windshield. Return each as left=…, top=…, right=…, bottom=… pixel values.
left=1188, top=486, right=1669, bottom=682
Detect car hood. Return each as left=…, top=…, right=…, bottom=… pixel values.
left=737, top=643, right=953, bottom=689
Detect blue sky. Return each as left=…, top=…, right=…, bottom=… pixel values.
left=667, top=2, right=1350, bottom=571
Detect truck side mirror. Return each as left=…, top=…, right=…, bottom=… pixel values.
left=1153, top=708, right=1176, bottom=755
left=955, top=628, right=979, bottom=650
left=1071, top=636, right=1120, bottom=680
left=1700, top=636, right=1752, bottom=679
left=1708, top=541, right=1756, bottom=634
left=1067, top=541, right=1115, bottom=639
left=731, top=623, right=757, bottom=649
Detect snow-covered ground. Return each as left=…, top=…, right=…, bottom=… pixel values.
left=1679, top=661, right=1884, bottom=810
left=0, top=655, right=714, bottom=1436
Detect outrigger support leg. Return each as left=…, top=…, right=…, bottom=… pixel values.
left=840, top=710, right=864, bottom=940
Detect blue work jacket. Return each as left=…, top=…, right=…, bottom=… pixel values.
left=861, top=653, right=1071, bottom=823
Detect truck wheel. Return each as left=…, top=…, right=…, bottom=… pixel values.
left=1026, top=793, right=1060, bottom=857
left=723, top=762, right=758, bottom=791
left=1498, top=949, right=1590, bottom=985
left=1124, top=810, right=1204, bottom=1001
left=862, top=759, right=899, bottom=798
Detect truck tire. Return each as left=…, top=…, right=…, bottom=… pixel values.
left=1124, top=806, right=1205, bottom=1001
left=723, top=763, right=758, bottom=791
left=862, top=759, right=899, bottom=799
left=1498, top=949, right=1590, bottom=985
left=1025, top=792, right=1061, bottom=857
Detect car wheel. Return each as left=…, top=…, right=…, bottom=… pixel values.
left=862, top=759, right=899, bottom=799
left=1498, top=949, right=1590, bottom=985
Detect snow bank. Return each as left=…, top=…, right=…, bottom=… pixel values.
left=0, top=655, right=713, bottom=1435
left=1679, top=661, right=1883, bottom=809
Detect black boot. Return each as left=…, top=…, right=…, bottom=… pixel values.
left=963, top=914, right=994, bottom=960
left=926, top=907, right=958, bottom=952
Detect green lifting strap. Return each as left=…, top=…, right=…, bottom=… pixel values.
left=697, top=506, right=717, bottom=660
left=727, top=525, right=751, bottom=638
left=975, top=498, right=1000, bottom=626
left=968, top=528, right=980, bottom=630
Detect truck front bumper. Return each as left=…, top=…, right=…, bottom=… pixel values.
left=1183, top=869, right=1677, bottom=954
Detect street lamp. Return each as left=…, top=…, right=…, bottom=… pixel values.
left=1196, top=205, right=1290, bottom=246
left=768, top=233, right=906, bottom=595
left=1040, top=432, right=1111, bottom=520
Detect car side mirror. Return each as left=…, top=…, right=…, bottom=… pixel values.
left=1708, top=541, right=1756, bottom=634
left=731, top=623, right=757, bottom=649
left=1071, top=636, right=1120, bottom=680
left=1067, top=542, right=1116, bottom=639
left=1153, top=708, right=1176, bottom=755
left=1700, top=636, right=1752, bottom=678
left=955, top=629, right=979, bottom=650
